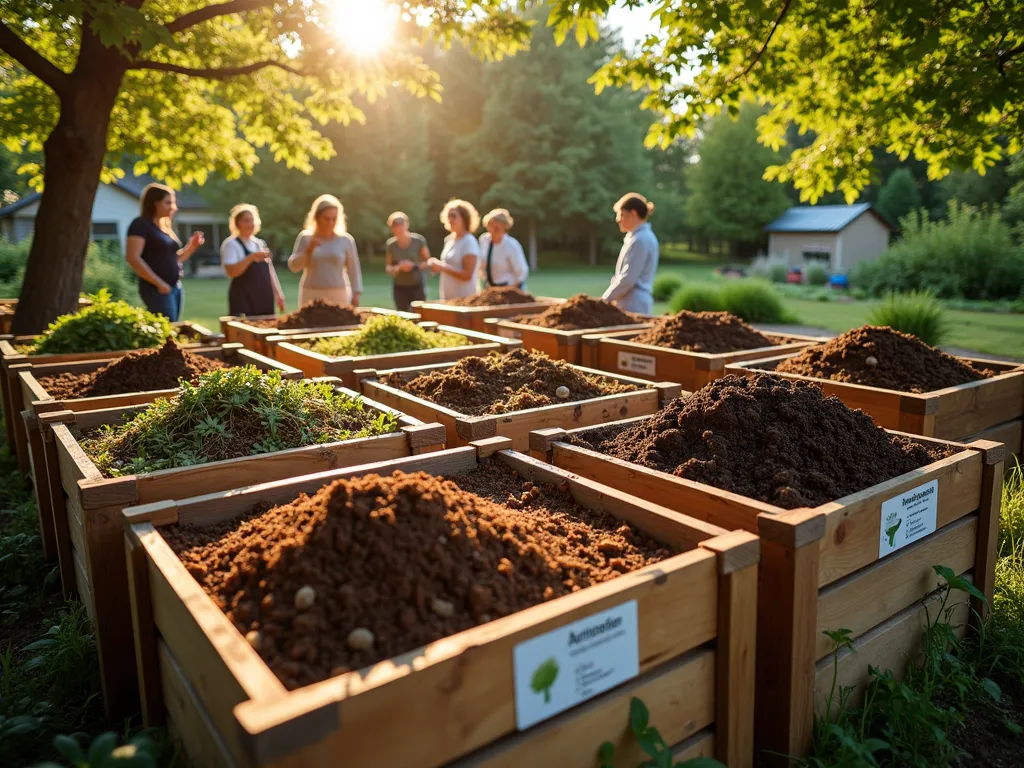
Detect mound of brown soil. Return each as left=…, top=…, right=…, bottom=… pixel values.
left=384, top=348, right=639, bottom=415
left=444, top=287, right=538, bottom=307
left=37, top=340, right=226, bottom=400
left=273, top=300, right=363, bottom=330
left=632, top=311, right=773, bottom=353
left=775, top=325, right=996, bottom=393
left=516, top=294, right=639, bottom=330
left=166, top=464, right=672, bottom=689
left=569, top=373, right=955, bottom=509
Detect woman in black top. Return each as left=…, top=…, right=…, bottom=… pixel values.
left=125, top=183, right=204, bottom=321
left=220, top=203, right=285, bottom=316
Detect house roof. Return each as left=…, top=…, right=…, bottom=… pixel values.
left=764, top=203, right=894, bottom=233
left=0, top=170, right=209, bottom=219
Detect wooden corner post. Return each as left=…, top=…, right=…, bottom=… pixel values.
left=755, top=508, right=827, bottom=764
left=968, top=439, right=1005, bottom=626
left=528, top=427, right=568, bottom=463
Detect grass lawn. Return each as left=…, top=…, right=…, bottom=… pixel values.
left=179, top=251, right=1024, bottom=359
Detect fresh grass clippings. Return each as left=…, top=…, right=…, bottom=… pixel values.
left=304, top=315, right=469, bottom=357
left=27, top=289, right=174, bottom=356
left=81, top=366, right=399, bottom=477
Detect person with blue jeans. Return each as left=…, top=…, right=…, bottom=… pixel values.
left=125, top=183, right=204, bottom=321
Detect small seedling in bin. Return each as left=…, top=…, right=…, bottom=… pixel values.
left=598, top=697, right=725, bottom=768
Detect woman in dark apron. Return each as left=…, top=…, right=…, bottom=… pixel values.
left=220, top=203, right=286, bottom=317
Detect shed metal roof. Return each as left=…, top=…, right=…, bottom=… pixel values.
left=764, top=203, right=893, bottom=233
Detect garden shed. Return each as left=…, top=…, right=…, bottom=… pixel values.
left=764, top=203, right=894, bottom=272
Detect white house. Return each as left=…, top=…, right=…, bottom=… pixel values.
left=0, top=172, right=225, bottom=266
left=763, top=203, right=895, bottom=273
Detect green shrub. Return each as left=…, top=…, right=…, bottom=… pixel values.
left=83, top=367, right=399, bottom=477
left=668, top=285, right=725, bottom=313
left=307, top=315, right=469, bottom=357
left=0, top=238, right=136, bottom=302
left=28, top=290, right=173, bottom=355
left=769, top=263, right=788, bottom=283
left=853, top=202, right=1024, bottom=300
left=651, top=273, right=684, bottom=302
left=806, top=264, right=829, bottom=286
left=867, top=291, right=950, bottom=346
left=718, top=281, right=788, bottom=323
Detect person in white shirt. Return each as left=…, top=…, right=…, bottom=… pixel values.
left=428, top=199, right=481, bottom=300
left=603, top=192, right=659, bottom=315
left=288, top=194, right=363, bottom=307
left=478, top=208, right=529, bottom=290
left=220, top=203, right=285, bottom=317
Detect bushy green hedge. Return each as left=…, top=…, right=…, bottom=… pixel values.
left=806, top=264, right=829, bottom=286
left=667, top=280, right=790, bottom=323
left=0, top=238, right=136, bottom=302
left=867, top=291, right=950, bottom=346
left=29, top=290, right=174, bottom=355
left=854, top=203, right=1024, bottom=300
left=651, top=273, right=684, bottom=301
left=668, top=285, right=725, bottom=312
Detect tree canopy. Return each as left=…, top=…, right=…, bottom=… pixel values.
left=876, top=169, right=923, bottom=228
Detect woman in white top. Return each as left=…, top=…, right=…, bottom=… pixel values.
left=220, top=203, right=285, bottom=317
left=478, top=208, right=529, bottom=290
left=428, top=199, right=481, bottom=300
left=288, top=194, right=363, bottom=307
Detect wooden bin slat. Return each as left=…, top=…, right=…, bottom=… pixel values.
left=126, top=444, right=759, bottom=768
left=411, top=298, right=560, bottom=333
left=484, top=317, right=654, bottom=365
left=672, top=729, right=717, bottom=761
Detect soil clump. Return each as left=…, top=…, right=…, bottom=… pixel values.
left=444, top=287, right=538, bottom=306
left=632, top=310, right=774, bottom=353
left=245, top=300, right=363, bottom=329
left=515, top=294, right=639, bottom=330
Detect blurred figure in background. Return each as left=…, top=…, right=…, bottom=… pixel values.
left=429, top=199, right=481, bottom=301
left=221, top=203, right=285, bottom=317
left=602, top=192, right=658, bottom=315
left=288, top=194, right=363, bottom=307
left=385, top=211, right=430, bottom=311
left=478, top=208, right=528, bottom=290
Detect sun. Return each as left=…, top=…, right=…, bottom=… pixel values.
left=325, top=0, right=398, bottom=57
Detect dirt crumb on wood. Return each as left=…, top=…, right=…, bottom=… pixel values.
left=37, top=340, right=226, bottom=399
left=383, top=348, right=640, bottom=415
left=514, top=294, right=640, bottom=330
left=776, top=325, right=997, bottom=393
left=632, top=310, right=774, bottom=353
left=568, top=373, right=956, bottom=509
left=165, top=463, right=673, bottom=689
left=444, top=287, right=538, bottom=307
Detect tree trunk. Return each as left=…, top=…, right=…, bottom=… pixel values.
left=528, top=219, right=538, bottom=271
left=588, top=232, right=598, bottom=266
left=12, top=45, right=126, bottom=334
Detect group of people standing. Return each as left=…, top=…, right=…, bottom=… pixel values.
left=124, top=185, right=658, bottom=320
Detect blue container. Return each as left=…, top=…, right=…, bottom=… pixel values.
left=829, top=273, right=849, bottom=289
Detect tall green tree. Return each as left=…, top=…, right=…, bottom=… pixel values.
left=684, top=104, right=790, bottom=255
left=0, top=1, right=530, bottom=331
left=875, top=168, right=922, bottom=227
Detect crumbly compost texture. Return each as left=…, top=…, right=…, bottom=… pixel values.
left=775, top=325, right=996, bottom=393
left=383, top=348, right=640, bottom=415
left=632, top=310, right=774, bottom=353
left=516, top=293, right=639, bottom=330
left=262, top=300, right=364, bottom=329
left=444, top=287, right=538, bottom=307
left=36, top=340, right=226, bottom=400
left=166, top=464, right=672, bottom=689
left=569, top=373, right=956, bottom=509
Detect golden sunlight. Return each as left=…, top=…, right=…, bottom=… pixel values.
left=325, top=0, right=398, bottom=57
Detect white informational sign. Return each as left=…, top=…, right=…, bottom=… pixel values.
left=512, top=600, right=639, bottom=730
left=878, top=479, right=939, bottom=558
left=617, top=351, right=657, bottom=377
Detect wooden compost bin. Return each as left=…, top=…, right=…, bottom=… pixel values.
left=39, top=388, right=446, bottom=717
left=528, top=422, right=1003, bottom=762
left=483, top=316, right=654, bottom=365
left=269, top=323, right=521, bottom=387
left=357, top=359, right=680, bottom=451
left=410, top=297, right=562, bottom=333
left=579, top=330, right=818, bottom=390
left=726, top=352, right=1024, bottom=455
left=123, top=438, right=760, bottom=768
left=219, top=307, right=420, bottom=357
left=1, top=320, right=219, bottom=472
left=18, top=343, right=300, bottom=568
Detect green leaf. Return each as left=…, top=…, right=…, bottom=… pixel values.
left=88, top=731, right=119, bottom=763
left=630, top=697, right=650, bottom=735
left=981, top=677, right=1002, bottom=702
left=598, top=740, right=615, bottom=766
left=933, top=565, right=986, bottom=601
left=54, top=733, right=85, bottom=763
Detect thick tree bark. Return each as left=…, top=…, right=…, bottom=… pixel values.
left=12, top=41, right=127, bottom=334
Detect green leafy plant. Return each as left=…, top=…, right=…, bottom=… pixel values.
left=82, top=367, right=399, bottom=477
left=652, top=274, right=684, bottom=302
left=305, top=315, right=469, bottom=357
left=38, top=731, right=158, bottom=768
left=769, top=264, right=789, bottom=284
left=599, top=698, right=725, bottom=768
left=667, top=285, right=725, bottom=313
left=28, top=290, right=174, bottom=356
left=718, top=281, right=790, bottom=323
left=867, top=291, right=950, bottom=346
left=530, top=658, right=559, bottom=703
left=806, top=264, right=829, bottom=286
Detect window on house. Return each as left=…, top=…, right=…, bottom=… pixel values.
left=91, top=222, right=119, bottom=241
left=801, top=250, right=831, bottom=264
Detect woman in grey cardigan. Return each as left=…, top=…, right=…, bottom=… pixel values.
left=602, top=192, right=658, bottom=315
left=288, top=194, right=363, bottom=307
